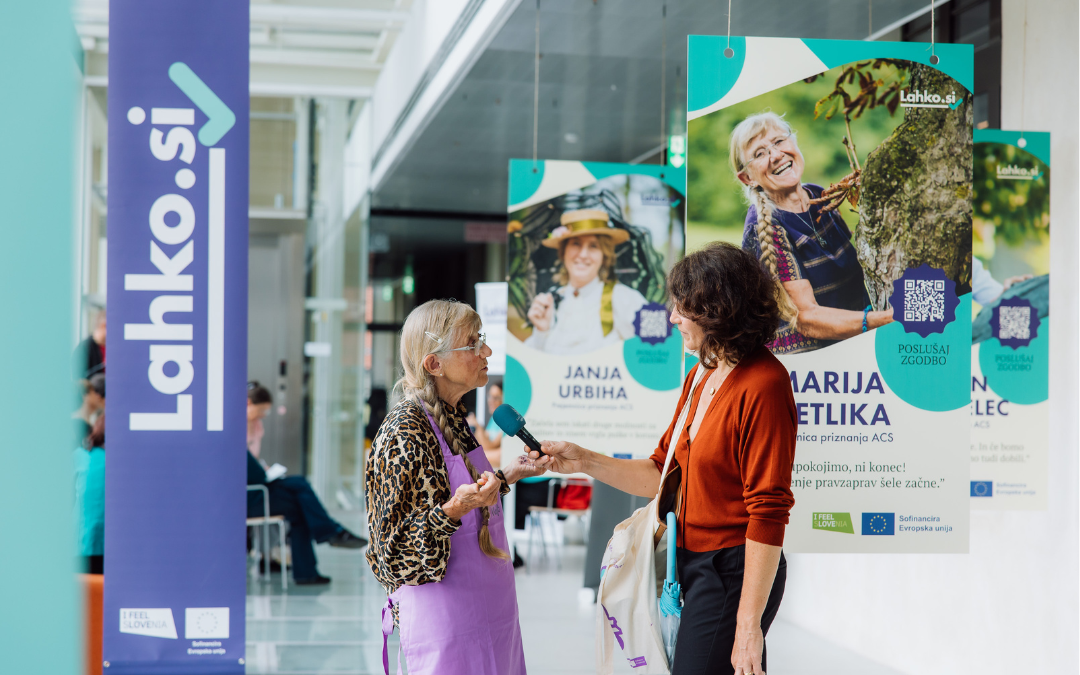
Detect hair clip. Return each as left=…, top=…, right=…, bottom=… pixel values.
left=424, top=331, right=443, bottom=344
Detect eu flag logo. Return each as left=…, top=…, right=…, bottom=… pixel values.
left=861, top=512, right=895, bottom=535
left=970, top=481, right=993, bottom=497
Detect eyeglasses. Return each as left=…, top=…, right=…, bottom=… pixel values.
left=425, top=331, right=488, bottom=357
left=747, top=133, right=793, bottom=166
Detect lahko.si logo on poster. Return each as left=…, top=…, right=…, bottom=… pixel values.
left=122, top=63, right=235, bottom=432
left=996, top=163, right=1044, bottom=180
left=900, top=88, right=963, bottom=109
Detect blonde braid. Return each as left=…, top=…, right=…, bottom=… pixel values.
left=396, top=299, right=509, bottom=562
left=415, top=384, right=509, bottom=562
left=753, top=188, right=800, bottom=326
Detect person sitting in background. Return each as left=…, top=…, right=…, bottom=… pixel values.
left=247, top=381, right=268, bottom=460
left=468, top=383, right=504, bottom=469
left=74, top=311, right=106, bottom=380
left=73, top=373, right=106, bottom=445
left=75, top=414, right=106, bottom=574
left=246, top=382, right=367, bottom=585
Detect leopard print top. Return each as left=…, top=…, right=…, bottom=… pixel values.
left=365, top=397, right=509, bottom=596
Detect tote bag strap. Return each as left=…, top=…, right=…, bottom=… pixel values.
left=654, top=364, right=707, bottom=502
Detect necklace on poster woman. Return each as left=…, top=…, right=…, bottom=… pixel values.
left=792, top=208, right=828, bottom=248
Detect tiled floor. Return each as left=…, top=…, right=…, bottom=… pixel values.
left=245, top=512, right=903, bottom=674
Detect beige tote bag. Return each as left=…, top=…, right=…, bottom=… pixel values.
left=595, top=366, right=705, bottom=675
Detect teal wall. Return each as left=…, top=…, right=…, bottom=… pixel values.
left=0, top=2, right=79, bottom=673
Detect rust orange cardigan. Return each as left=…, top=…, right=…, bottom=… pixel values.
left=649, top=346, right=797, bottom=551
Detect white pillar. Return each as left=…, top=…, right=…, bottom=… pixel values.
left=309, top=98, right=349, bottom=502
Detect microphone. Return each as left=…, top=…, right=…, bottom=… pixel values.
left=492, top=404, right=544, bottom=456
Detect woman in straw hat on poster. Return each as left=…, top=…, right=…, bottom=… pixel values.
left=525, top=209, right=648, bottom=355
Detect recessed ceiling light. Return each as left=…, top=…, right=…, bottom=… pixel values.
left=564, top=133, right=579, bottom=144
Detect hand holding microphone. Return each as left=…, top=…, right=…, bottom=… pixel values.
left=492, top=404, right=586, bottom=474
left=492, top=404, right=544, bottom=456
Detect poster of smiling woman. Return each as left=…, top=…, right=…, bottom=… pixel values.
left=969, top=130, right=1050, bottom=510
left=503, top=160, right=686, bottom=456
left=687, top=37, right=974, bottom=552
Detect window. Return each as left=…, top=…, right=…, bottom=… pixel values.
left=903, top=0, right=1001, bottom=129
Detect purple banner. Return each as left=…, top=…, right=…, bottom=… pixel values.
left=105, top=1, right=248, bottom=672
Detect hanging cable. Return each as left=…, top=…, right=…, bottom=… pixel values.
left=725, top=0, right=733, bottom=57
left=660, top=2, right=667, bottom=165
left=532, top=0, right=540, bottom=170
left=1018, top=0, right=1028, bottom=147
left=929, top=0, right=938, bottom=64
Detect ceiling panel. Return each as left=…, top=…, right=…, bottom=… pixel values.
left=374, top=0, right=934, bottom=214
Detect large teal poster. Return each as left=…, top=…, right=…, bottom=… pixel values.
left=504, top=160, right=686, bottom=458
left=970, top=130, right=1050, bottom=510
left=687, top=37, right=973, bottom=552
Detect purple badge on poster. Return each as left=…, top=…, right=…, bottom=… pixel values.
left=889, top=264, right=959, bottom=338
left=990, top=296, right=1040, bottom=349
left=633, top=302, right=672, bottom=345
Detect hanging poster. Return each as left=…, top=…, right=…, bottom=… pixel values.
left=687, top=37, right=973, bottom=552
left=504, top=160, right=686, bottom=457
left=970, top=130, right=1050, bottom=510
left=105, top=1, right=249, bottom=672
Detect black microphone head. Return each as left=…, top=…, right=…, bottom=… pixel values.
left=492, top=404, right=525, bottom=437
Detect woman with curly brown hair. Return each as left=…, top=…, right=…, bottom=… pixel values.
left=532, top=243, right=797, bottom=675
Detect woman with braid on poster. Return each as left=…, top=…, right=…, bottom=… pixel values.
left=366, top=299, right=545, bottom=675
left=731, top=111, right=893, bottom=354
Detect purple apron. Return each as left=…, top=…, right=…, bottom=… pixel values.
left=381, top=410, right=526, bottom=675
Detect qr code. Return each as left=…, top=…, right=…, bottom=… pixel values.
left=903, top=279, right=945, bottom=322
left=637, top=309, right=669, bottom=339
left=999, top=305, right=1031, bottom=340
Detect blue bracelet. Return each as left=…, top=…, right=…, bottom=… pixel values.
left=862, top=305, right=871, bottom=333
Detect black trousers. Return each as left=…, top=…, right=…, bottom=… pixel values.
left=248, top=476, right=342, bottom=580
left=671, top=545, right=787, bottom=675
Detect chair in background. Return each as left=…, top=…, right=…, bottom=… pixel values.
left=526, top=476, right=592, bottom=571
left=247, top=484, right=288, bottom=590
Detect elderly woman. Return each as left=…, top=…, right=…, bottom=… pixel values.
left=525, top=209, right=647, bottom=355
left=731, top=111, right=892, bottom=354
left=367, top=299, right=544, bottom=675
left=532, top=243, right=797, bottom=675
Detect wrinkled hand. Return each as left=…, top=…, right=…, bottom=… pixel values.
left=1003, top=274, right=1034, bottom=291
left=443, top=471, right=501, bottom=520
left=503, top=454, right=547, bottom=483
left=731, top=622, right=765, bottom=675
left=527, top=293, right=555, bottom=332
left=529, top=440, right=587, bottom=475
